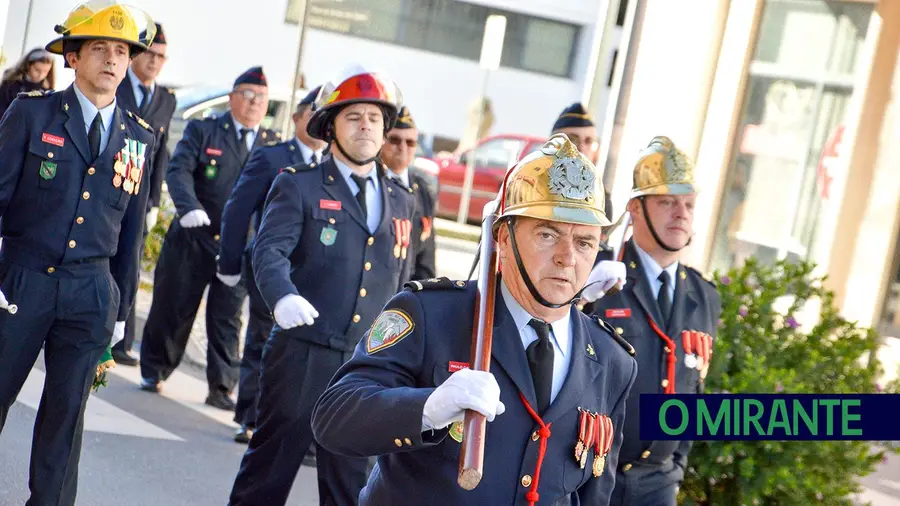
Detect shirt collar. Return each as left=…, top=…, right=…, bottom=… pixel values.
left=500, top=278, right=571, bottom=358
left=633, top=241, right=679, bottom=286
left=333, top=157, right=380, bottom=192
left=387, top=167, right=410, bottom=188
left=295, top=139, right=322, bottom=164
left=231, top=117, right=259, bottom=138
left=73, top=83, right=115, bottom=133
left=127, top=67, right=154, bottom=95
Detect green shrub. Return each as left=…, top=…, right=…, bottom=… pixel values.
left=679, top=258, right=899, bottom=506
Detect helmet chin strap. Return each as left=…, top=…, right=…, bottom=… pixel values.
left=638, top=197, right=692, bottom=252
left=334, top=136, right=379, bottom=166
left=506, top=219, right=591, bottom=309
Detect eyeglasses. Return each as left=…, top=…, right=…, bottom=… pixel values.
left=387, top=136, right=417, bottom=148
left=233, top=89, right=268, bottom=103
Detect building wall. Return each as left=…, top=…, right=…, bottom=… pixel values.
left=1, top=0, right=622, bottom=142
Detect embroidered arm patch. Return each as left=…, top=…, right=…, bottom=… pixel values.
left=366, top=309, right=415, bottom=354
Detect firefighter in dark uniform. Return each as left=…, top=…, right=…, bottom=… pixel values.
left=0, top=2, right=156, bottom=504
left=313, top=134, right=638, bottom=505
left=227, top=65, right=415, bottom=506
left=586, top=137, right=722, bottom=505
left=217, top=85, right=327, bottom=443
left=112, top=21, right=176, bottom=366
left=379, top=105, right=436, bottom=280
left=139, top=66, right=278, bottom=410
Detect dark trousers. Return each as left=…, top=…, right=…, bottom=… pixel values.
left=0, top=255, right=117, bottom=506
left=610, top=461, right=682, bottom=506
left=115, top=223, right=150, bottom=354
left=233, top=251, right=274, bottom=427
left=140, top=223, right=246, bottom=393
left=228, top=335, right=368, bottom=506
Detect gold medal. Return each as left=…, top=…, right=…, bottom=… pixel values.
left=130, top=167, right=140, bottom=182
left=113, top=174, right=123, bottom=188
left=575, top=409, right=588, bottom=461
left=593, top=454, right=605, bottom=478
left=134, top=183, right=140, bottom=194
left=580, top=415, right=594, bottom=470
left=401, top=246, right=407, bottom=260
left=114, top=160, right=126, bottom=176
left=123, top=178, right=135, bottom=194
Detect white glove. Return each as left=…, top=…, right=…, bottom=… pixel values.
left=0, top=287, right=9, bottom=310
left=112, top=321, right=126, bottom=346
left=216, top=272, right=242, bottom=287
left=179, top=209, right=211, bottom=228
left=580, top=260, right=628, bottom=303
left=273, top=294, right=319, bottom=329
left=146, top=207, right=159, bottom=230
left=422, top=368, right=506, bottom=431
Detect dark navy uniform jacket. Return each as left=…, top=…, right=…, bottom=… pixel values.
left=0, top=86, right=154, bottom=321
left=115, top=79, right=176, bottom=210
left=587, top=239, right=720, bottom=475
left=313, top=278, right=638, bottom=505
left=390, top=168, right=436, bottom=281
left=218, top=139, right=310, bottom=276
left=166, top=112, right=277, bottom=237
left=251, top=156, right=415, bottom=352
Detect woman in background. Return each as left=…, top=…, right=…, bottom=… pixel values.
left=0, top=48, right=55, bottom=118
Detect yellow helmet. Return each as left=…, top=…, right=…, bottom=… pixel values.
left=630, top=136, right=698, bottom=199
left=494, top=133, right=610, bottom=237
left=46, top=0, right=155, bottom=56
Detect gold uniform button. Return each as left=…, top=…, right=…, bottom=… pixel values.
left=214, top=234, right=221, bottom=241
left=68, top=240, right=76, bottom=248
left=404, top=438, right=412, bottom=446
left=661, top=379, right=669, bottom=388
left=531, top=431, right=539, bottom=442
left=76, top=217, right=84, bottom=224
left=46, top=267, right=55, bottom=274
left=352, top=314, right=361, bottom=323
left=521, top=475, right=532, bottom=487
left=211, top=159, right=217, bottom=166
left=623, top=463, right=632, bottom=472
left=47, top=152, right=54, bottom=159
left=82, top=191, right=90, bottom=200
left=394, top=438, right=402, bottom=448
left=616, top=327, right=624, bottom=335
left=359, top=288, right=367, bottom=297
left=664, top=346, right=671, bottom=353
left=367, top=237, right=374, bottom=246
left=329, top=218, right=336, bottom=224
left=641, top=450, right=651, bottom=459
left=364, top=262, right=372, bottom=271
left=87, top=167, right=96, bottom=175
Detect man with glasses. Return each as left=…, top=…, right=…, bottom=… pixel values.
left=112, top=22, right=176, bottom=366
left=379, top=106, right=435, bottom=280
left=217, top=86, right=327, bottom=443
left=139, top=66, right=279, bottom=411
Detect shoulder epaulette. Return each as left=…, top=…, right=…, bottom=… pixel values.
left=279, top=161, right=318, bottom=175
left=18, top=89, right=52, bottom=99
left=167, top=87, right=176, bottom=95
left=404, top=277, right=468, bottom=292
left=593, top=315, right=636, bottom=357
left=685, top=265, right=717, bottom=289
left=125, top=110, right=153, bottom=132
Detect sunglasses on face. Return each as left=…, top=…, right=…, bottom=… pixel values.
left=387, top=136, right=417, bottom=148
left=233, top=89, right=268, bottom=103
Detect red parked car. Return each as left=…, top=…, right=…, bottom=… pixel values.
left=434, top=134, right=546, bottom=223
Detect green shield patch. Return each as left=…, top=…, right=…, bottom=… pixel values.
left=39, top=161, right=57, bottom=180
left=320, top=227, right=337, bottom=246
left=205, top=165, right=217, bottom=179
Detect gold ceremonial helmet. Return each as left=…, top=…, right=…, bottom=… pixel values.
left=494, top=133, right=610, bottom=237
left=630, top=136, right=698, bottom=199
left=46, top=0, right=155, bottom=55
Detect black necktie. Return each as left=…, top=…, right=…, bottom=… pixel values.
left=88, top=112, right=102, bottom=161
left=657, top=271, right=672, bottom=326
left=239, top=128, right=251, bottom=161
left=311, top=152, right=319, bottom=165
left=138, top=84, right=151, bottom=114
left=350, top=174, right=369, bottom=218
left=526, top=319, right=554, bottom=414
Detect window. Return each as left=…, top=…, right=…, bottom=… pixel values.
left=472, top=138, right=525, bottom=169
left=709, top=0, right=873, bottom=272
left=286, top=0, right=581, bottom=77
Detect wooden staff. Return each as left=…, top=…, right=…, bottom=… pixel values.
left=457, top=206, right=500, bottom=491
